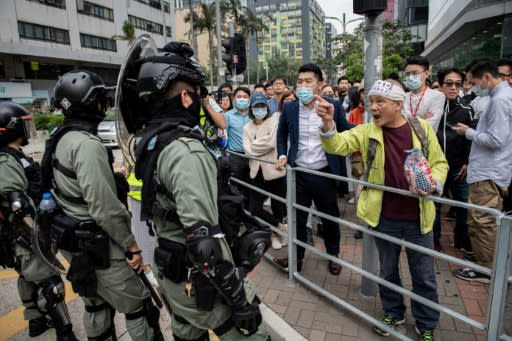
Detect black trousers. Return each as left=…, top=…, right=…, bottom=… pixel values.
left=228, top=152, right=250, bottom=207
left=247, top=169, right=286, bottom=227
left=295, top=166, right=340, bottom=260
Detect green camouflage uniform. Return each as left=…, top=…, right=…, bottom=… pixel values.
left=0, top=151, right=57, bottom=321
left=152, top=136, right=268, bottom=340
left=52, top=131, right=154, bottom=340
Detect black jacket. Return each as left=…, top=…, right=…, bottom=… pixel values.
left=436, top=97, right=477, bottom=168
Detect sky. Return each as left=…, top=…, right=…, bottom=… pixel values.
left=317, top=0, right=364, bottom=35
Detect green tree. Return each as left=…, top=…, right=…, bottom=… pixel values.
left=221, top=0, right=243, bottom=31
left=185, top=2, right=220, bottom=88
left=112, top=20, right=136, bottom=45
left=332, top=20, right=415, bottom=81
left=267, top=55, right=301, bottom=85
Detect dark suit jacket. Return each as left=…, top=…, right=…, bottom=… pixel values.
left=276, top=97, right=354, bottom=173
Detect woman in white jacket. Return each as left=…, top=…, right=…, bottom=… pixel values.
left=243, top=92, right=288, bottom=249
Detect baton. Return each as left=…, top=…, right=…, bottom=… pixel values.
left=125, top=251, right=163, bottom=309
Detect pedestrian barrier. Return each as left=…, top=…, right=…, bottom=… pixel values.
left=227, top=151, right=512, bottom=341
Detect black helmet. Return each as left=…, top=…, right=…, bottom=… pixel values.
left=136, top=41, right=205, bottom=100
left=0, top=102, right=36, bottom=147
left=52, top=70, right=112, bottom=122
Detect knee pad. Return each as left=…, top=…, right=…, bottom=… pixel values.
left=36, top=275, right=65, bottom=313
left=85, top=302, right=116, bottom=341
left=125, top=298, right=162, bottom=340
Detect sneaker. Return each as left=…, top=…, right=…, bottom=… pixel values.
left=273, top=257, right=303, bottom=272
left=348, top=197, right=355, bottom=204
left=263, top=198, right=271, bottom=207
left=453, top=267, right=491, bottom=284
left=415, top=326, right=435, bottom=341
left=373, top=314, right=405, bottom=336
left=453, top=241, right=474, bottom=255
left=463, top=254, right=476, bottom=262
left=271, top=235, right=282, bottom=250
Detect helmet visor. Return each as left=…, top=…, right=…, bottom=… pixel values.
left=21, top=115, right=37, bottom=141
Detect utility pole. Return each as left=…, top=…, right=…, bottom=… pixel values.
left=228, top=22, right=236, bottom=87
left=160, top=0, right=167, bottom=44
left=216, top=0, right=224, bottom=86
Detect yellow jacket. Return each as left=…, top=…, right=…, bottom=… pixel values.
left=320, top=118, right=449, bottom=234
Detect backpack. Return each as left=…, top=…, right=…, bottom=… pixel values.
left=363, top=116, right=428, bottom=183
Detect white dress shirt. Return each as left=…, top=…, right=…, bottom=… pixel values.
left=295, top=101, right=329, bottom=170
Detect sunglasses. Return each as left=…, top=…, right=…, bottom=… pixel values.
left=443, top=81, right=462, bottom=88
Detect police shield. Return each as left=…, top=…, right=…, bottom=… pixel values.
left=115, top=34, right=158, bottom=168
left=28, top=216, right=66, bottom=275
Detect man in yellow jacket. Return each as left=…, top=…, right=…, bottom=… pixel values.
left=316, top=80, right=448, bottom=341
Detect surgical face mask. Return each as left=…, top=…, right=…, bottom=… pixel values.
left=472, top=84, right=489, bottom=97
left=252, top=107, right=268, bottom=120
left=235, top=98, right=249, bottom=110
left=405, top=74, right=423, bottom=90
left=296, top=87, right=314, bottom=105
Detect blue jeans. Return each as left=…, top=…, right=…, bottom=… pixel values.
left=433, top=166, right=469, bottom=245
left=375, top=217, right=439, bottom=331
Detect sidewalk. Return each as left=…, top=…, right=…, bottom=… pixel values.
left=2, top=195, right=510, bottom=340
left=250, top=197, right=512, bottom=341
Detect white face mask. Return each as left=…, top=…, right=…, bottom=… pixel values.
left=252, top=107, right=268, bottom=120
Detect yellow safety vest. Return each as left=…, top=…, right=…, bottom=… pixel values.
left=127, top=172, right=142, bottom=201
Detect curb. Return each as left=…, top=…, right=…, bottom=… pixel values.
left=260, top=303, right=307, bottom=341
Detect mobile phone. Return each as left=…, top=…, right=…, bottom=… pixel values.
left=446, top=122, right=457, bottom=129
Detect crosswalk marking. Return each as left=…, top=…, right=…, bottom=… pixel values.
left=0, top=277, right=76, bottom=340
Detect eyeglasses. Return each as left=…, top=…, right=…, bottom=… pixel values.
left=273, top=81, right=285, bottom=86
left=499, top=73, right=511, bottom=78
left=443, top=81, right=462, bottom=88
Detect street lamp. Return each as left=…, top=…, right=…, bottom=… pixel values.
left=325, top=13, right=364, bottom=34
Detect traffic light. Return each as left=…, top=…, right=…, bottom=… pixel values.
left=353, top=0, right=387, bottom=16
left=221, top=33, right=246, bottom=75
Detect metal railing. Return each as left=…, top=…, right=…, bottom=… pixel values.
left=227, top=151, right=512, bottom=341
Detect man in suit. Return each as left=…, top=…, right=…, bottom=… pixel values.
left=275, top=63, right=353, bottom=275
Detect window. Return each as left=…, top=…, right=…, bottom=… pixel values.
left=18, top=21, right=70, bottom=44
left=27, top=0, right=65, bottom=9
left=78, top=1, right=114, bottom=21
left=133, top=0, right=171, bottom=13
left=129, top=15, right=164, bottom=35
left=23, top=61, right=74, bottom=79
left=80, top=33, right=117, bottom=51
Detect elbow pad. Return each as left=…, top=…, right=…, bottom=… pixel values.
left=6, top=191, right=34, bottom=218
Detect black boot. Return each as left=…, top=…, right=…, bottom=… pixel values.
left=56, top=326, right=78, bottom=341
left=28, top=316, right=53, bottom=337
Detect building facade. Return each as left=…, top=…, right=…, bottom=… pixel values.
left=0, top=0, right=175, bottom=104
left=246, top=0, right=326, bottom=70
left=423, top=0, right=512, bottom=68
left=396, top=0, right=429, bottom=55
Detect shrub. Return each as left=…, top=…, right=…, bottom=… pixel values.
left=34, top=113, right=64, bottom=132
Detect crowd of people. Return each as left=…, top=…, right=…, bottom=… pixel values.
left=0, top=38, right=511, bottom=341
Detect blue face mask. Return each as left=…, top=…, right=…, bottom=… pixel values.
left=252, top=107, right=268, bottom=120
left=296, top=87, right=314, bottom=105
left=472, top=84, right=489, bottom=97
left=235, top=98, right=249, bottom=110
left=405, top=74, right=423, bottom=90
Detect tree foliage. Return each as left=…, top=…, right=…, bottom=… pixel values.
left=112, top=20, right=136, bottom=45
left=331, top=20, right=415, bottom=81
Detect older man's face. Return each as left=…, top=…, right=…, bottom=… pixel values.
left=369, top=95, right=403, bottom=128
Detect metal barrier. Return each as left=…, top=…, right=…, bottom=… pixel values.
left=227, top=151, right=512, bottom=341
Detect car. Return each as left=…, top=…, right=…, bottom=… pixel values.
left=97, top=120, right=118, bottom=148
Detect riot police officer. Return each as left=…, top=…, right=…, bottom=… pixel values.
left=0, top=102, right=77, bottom=340
left=118, top=40, right=268, bottom=340
left=43, top=70, right=162, bottom=340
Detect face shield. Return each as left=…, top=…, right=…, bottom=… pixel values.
left=5, top=115, right=37, bottom=142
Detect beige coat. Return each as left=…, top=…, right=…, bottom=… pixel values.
left=243, top=114, right=286, bottom=181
